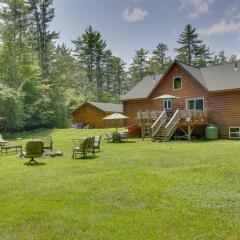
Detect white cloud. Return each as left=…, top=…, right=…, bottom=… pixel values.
left=225, top=5, right=238, bottom=16
left=199, top=6, right=240, bottom=38
left=121, top=7, right=148, bottom=23
left=179, top=0, right=215, bottom=19
left=199, top=18, right=240, bottom=36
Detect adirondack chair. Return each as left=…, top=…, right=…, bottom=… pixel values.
left=72, top=137, right=95, bottom=158
left=93, top=136, right=101, bottom=152
left=104, top=132, right=113, bottom=142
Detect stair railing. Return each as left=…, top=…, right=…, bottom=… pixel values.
left=151, top=111, right=167, bottom=139
left=165, top=109, right=180, bottom=140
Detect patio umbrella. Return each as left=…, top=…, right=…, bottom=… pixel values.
left=153, top=94, right=180, bottom=100
left=103, top=113, right=128, bottom=131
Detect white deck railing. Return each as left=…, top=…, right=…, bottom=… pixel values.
left=151, top=111, right=167, bottom=137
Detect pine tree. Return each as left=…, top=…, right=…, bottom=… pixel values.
left=95, top=34, right=107, bottom=98
left=73, top=26, right=97, bottom=85
left=130, top=48, right=149, bottom=83
left=148, top=43, right=171, bottom=74
left=175, top=24, right=202, bottom=65
left=217, top=51, right=228, bottom=64
left=73, top=26, right=107, bottom=98
left=195, top=44, right=213, bottom=67
left=102, top=49, right=113, bottom=91
left=211, top=51, right=228, bottom=65
left=112, top=56, right=126, bottom=96
left=28, top=0, right=59, bottom=78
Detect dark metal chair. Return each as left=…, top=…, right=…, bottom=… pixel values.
left=24, top=140, right=44, bottom=164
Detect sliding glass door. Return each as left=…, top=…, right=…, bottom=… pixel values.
left=186, top=98, right=204, bottom=110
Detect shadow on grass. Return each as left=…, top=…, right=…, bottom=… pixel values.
left=107, top=140, right=137, bottom=144
left=73, top=155, right=99, bottom=160
left=24, top=162, right=47, bottom=166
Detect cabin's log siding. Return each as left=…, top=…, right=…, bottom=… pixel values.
left=72, top=103, right=122, bottom=128
left=208, top=92, right=240, bottom=138
left=123, top=63, right=240, bottom=138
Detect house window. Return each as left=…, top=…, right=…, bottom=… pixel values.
left=229, top=127, right=240, bottom=139
left=163, top=99, right=172, bottom=110
left=173, top=76, right=182, bottom=90
left=186, top=98, right=204, bottom=110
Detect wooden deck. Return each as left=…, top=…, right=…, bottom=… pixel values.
left=137, top=110, right=210, bottom=126
left=137, top=109, right=211, bottom=141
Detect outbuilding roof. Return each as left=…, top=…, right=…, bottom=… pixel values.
left=72, top=101, right=123, bottom=115
left=121, top=60, right=240, bottom=101
left=88, top=102, right=123, bottom=113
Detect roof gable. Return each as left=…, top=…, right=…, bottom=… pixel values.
left=122, top=60, right=240, bottom=102
left=148, top=60, right=208, bottom=98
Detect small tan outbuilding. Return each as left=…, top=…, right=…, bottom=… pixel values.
left=71, top=101, right=123, bottom=128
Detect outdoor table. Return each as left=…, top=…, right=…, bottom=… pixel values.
left=1, top=145, right=23, bottom=155
left=0, top=142, right=8, bottom=146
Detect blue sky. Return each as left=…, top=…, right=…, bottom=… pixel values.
left=51, top=0, right=240, bottom=64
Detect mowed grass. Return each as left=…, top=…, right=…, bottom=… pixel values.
left=1, top=128, right=240, bottom=240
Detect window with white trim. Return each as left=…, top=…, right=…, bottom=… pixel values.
left=186, top=98, right=204, bottom=110
left=229, top=127, right=240, bottom=139
left=163, top=99, right=172, bottom=110
left=173, top=76, right=182, bottom=90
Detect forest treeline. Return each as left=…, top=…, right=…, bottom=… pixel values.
left=0, top=1, right=237, bottom=132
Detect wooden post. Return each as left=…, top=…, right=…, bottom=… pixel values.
left=188, top=125, right=191, bottom=141
left=187, top=125, right=194, bottom=141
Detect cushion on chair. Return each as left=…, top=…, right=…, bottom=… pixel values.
left=25, top=140, right=44, bottom=158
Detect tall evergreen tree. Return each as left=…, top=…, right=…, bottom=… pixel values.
left=195, top=44, right=213, bottom=67
left=72, top=25, right=107, bottom=99
left=95, top=35, right=107, bottom=98
left=28, top=0, right=59, bottom=78
left=217, top=50, right=228, bottom=64
left=130, top=48, right=149, bottom=84
left=175, top=24, right=202, bottom=65
left=102, top=49, right=113, bottom=91
left=211, top=51, right=228, bottom=65
left=148, top=43, right=171, bottom=74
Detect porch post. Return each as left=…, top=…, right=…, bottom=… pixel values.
left=188, top=125, right=191, bottom=141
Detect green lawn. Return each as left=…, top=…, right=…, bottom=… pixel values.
left=1, top=128, right=240, bottom=240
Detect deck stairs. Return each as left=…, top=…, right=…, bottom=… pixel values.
left=151, top=110, right=180, bottom=141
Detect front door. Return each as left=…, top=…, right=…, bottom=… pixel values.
left=163, top=99, right=174, bottom=118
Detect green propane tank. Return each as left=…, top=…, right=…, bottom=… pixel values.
left=205, top=124, right=218, bottom=140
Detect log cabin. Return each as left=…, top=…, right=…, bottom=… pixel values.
left=71, top=101, right=123, bottom=128
left=121, top=60, right=240, bottom=140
